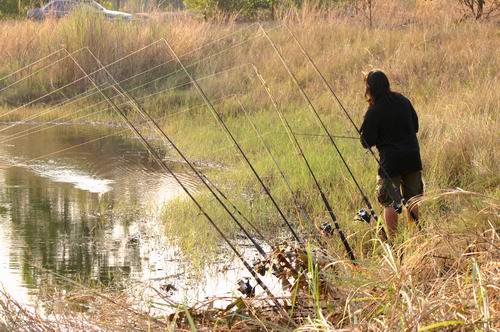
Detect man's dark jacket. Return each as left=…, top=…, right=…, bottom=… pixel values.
left=360, top=92, right=422, bottom=178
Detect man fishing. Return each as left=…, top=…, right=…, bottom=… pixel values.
left=360, top=70, right=423, bottom=236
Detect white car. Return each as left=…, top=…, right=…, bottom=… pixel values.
left=27, top=0, right=133, bottom=21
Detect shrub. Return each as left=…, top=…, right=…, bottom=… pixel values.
left=0, top=0, right=40, bottom=17
left=456, top=0, right=500, bottom=20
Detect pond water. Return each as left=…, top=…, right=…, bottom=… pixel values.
left=0, top=123, right=274, bottom=310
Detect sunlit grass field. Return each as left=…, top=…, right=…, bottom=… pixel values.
left=0, top=1, right=498, bottom=330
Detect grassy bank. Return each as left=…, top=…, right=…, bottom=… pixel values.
left=1, top=198, right=499, bottom=330
left=0, top=1, right=499, bottom=330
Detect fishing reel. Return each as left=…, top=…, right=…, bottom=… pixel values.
left=237, top=277, right=255, bottom=298
left=320, top=222, right=334, bottom=237
left=355, top=208, right=371, bottom=223
left=322, top=208, right=372, bottom=234
left=392, top=199, right=405, bottom=214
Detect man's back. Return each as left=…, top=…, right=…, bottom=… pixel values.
left=361, top=92, right=422, bottom=177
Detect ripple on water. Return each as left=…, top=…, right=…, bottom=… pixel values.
left=33, top=165, right=114, bottom=194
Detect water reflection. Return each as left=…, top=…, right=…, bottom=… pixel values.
left=0, top=123, right=194, bottom=300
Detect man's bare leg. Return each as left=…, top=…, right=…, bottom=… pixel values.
left=408, top=204, right=421, bottom=230
left=384, top=206, right=398, bottom=237
left=408, top=205, right=419, bottom=224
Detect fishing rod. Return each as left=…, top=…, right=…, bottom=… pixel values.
left=81, top=50, right=302, bottom=315
left=197, top=171, right=269, bottom=243
left=260, top=25, right=380, bottom=225
left=80, top=48, right=270, bottom=259
left=65, top=50, right=286, bottom=312
left=160, top=39, right=301, bottom=244
left=237, top=99, right=313, bottom=230
left=283, top=24, right=418, bottom=222
left=249, top=65, right=357, bottom=263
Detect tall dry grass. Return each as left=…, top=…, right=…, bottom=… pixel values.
left=0, top=1, right=499, bottom=330
left=1, top=190, right=498, bottom=330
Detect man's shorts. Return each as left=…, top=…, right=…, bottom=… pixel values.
left=376, top=171, right=424, bottom=207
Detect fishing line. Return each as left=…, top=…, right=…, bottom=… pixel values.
left=237, top=99, right=313, bottom=231
left=204, top=129, right=275, bottom=161
left=0, top=35, right=176, bottom=95
left=82, top=47, right=272, bottom=259
left=0, top=48, right=85, bottom=94
left=0, top=58, right=153, bottom=125
left=292, top=132, right=358, bottom=140
left=161, top=39, right=301, bottom=244
left=67, top=51, right=286, bottom=312
left=0, top=94, right=224, bottom=146
left=0, top=59, right=194, bottom=136
left=206, top=129, right=361, bottom=158
left=26, top=30, right=260, bottom=117
left=0, top=48, right=66, bottom=82
left=0, top=39, right=168, bottom=91
left=0, top=24, right=281, bottom=154
left=0, top=50, right=253, bottom=137
left=0, top=97, right=232, bottom=169
left=260, top=25, right=380, bottom=226
left=250, top=64, right=357, bottom=263
left=0, top=23, right=260, bottom=93
left=0, top=64, right=249, bottom=143
left=0, top=27, right=258, bottom=126
left=284, top=24, right=418, bottom=222
left=0, top=28, right=265, bottom=126
left=0, top=99, right=275, bottom=172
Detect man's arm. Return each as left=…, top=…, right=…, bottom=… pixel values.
left=410, top=102, right=419, bottom=133
left=360, top=107, right=379, bottom=148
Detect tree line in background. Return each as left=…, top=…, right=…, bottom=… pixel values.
left=184, top=0, right=303, bottom=19
left=0, top=0, right=498, bottom=20
left=179, top=0, right=499, bottom=20
left=0, top=0, right=184, bottom=17
left=0, top=0, right=39, bottom=17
